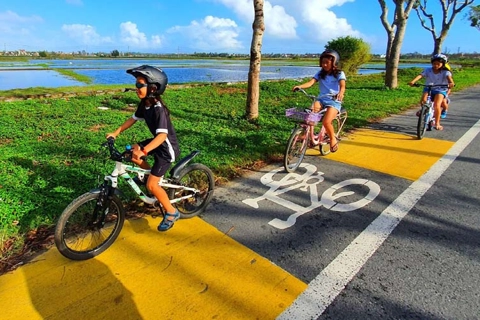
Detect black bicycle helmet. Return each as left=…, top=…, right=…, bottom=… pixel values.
left=126, top=65, right=168, bottom=95
left=431, top=53, right=448, bottom=64
left=320, top=49, right=340, bottom=66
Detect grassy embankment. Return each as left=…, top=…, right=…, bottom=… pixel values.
left=1, top=63, right=480, bottom=266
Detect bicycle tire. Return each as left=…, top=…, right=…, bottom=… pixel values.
left=319, top=117, right=340, bottom=156
left=416, top=105, right=428, bottom=139
left=284, top=126, right=309, bottom=173
left=168, top=163, right=215, bottom=218
left=54, top=192, right=125, bottom=260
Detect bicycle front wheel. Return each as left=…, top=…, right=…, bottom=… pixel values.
left=319, top=117, right=340, bottom=156
left=54, top=192, right=125, bottom=260
left=284, top=126, right=309, bottom=173
left=416, top=106, right=428, bottom=139
left=168, top=163, right=215, bottom=219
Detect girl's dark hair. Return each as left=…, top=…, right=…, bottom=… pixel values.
left=156, top=96, right=170, bottom=114
left=141, top=95, right=170, bottom=114
left=319, top=51, right=342, bottom=79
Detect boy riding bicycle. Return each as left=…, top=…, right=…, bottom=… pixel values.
left=106, top=65, right=181, bottom=232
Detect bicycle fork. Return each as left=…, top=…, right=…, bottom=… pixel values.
left=92, top=182, right=115, bottom=228
left=425, top=105, right=434, bottom=130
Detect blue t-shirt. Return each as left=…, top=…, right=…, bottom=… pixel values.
left=421, top=67, right=451, bottom=91
left=313, top=69, right=346, bottom=98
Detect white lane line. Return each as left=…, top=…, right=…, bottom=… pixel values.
left=277, top=119, right=480, bottom=320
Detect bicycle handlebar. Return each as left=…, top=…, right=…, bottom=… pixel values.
left=412, top=83, right=450, bottom=89
left=293, top=87, right=338, bottom=101
left=102, top=137, right=140, bottom=162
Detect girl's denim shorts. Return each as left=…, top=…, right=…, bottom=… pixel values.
left=423, top=88, right=447, bottom=98
left=317, top=97, right=342, bottom=112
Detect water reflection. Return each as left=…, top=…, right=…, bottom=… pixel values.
left=0, top=70, right=86, bottom=90
left=0, top=59, right=388, bottom=91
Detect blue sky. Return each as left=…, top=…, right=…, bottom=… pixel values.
left=0, top=0, right=478, bottom=55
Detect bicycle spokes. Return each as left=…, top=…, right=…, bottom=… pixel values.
left=169, top=164, right=214, bottom=218
left=284, top=126, right=309, bottom=173
left=55, top=192, right=125, bottom=260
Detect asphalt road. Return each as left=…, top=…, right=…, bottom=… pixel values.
left=0, top=85, right=479, bottom=320
left=203, top=84, right=480, bottom=320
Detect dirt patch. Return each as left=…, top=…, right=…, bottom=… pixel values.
left=0, top=226, right=55, bottom=275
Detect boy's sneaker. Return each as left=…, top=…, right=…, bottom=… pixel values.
left=157, top=210, right=180, bottom=232
left=441, top=110, right=447, bottom=119
left=416, top=110, right=421, bottom=117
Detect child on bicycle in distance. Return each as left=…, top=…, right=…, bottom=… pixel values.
left=408, top=53, right=454, bottom=131
left=106, top=65, right=181, bottom=232
left=442, top=60, right=453, bottom=118
left=292, top=49, right=346, bottom=153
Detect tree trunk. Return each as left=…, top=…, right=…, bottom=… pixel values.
left=378, top=0, right=417, bottom=89
left=246, top=0, right=264, bottom=121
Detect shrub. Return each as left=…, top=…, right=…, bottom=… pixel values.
left=326, top=36, right=372, bottom=75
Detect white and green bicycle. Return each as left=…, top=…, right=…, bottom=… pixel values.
left=54, top=137, right=215, bottom=260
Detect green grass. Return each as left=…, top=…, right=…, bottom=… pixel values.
left=54, top=68, right=93, bottom=84
left=1, top=65, right=480, bottom=259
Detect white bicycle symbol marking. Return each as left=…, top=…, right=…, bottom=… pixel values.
left=242, top=163, right=381, bottom=229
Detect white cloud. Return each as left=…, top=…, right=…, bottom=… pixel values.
left=62, top=24, right=112, bottom=45
left=215, top=0, right=297, bottom=39
left=214, top=0, right=363, bottom=50
left=0, top=10, right=43, bottom=35
left=297, top=0, right=361, bottom=41
left=263, top=2, right=297, bottom=39
left=120, top=22, right=163, bottom=49
left=168, top=16, right=243, bottom=51
left=120, top=22, right=148, bottom=47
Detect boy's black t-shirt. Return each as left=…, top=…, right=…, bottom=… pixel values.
left=133, top=100, right=180, bottom=162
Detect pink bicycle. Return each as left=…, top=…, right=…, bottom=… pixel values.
left=283, top=88, right=347, bottom=173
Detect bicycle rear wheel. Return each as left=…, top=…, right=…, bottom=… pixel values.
left=319, top=117, right=340, bottom=156
left=168, top=163, right=215, bottom=218
left=54, top=192, right=125, bottom=260
left=416, top=105, right=428, bottom=139
left=284, top=126, right=309, bottom=173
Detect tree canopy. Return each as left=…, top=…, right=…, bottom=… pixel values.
left=414, top=0, right=475, bottom=54
left=467, top=4, right=480, bottom=30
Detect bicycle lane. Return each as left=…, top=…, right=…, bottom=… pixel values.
left=0, top=130, right=461, bottom=320
left=200, top=85, right=480, bottom=318
left=201, top=129, right=455, bottom=318
left=0, top=214, right=306, bottom=319
left=0, top=86, right=478, bottom=320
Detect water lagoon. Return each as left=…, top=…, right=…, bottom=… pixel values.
left=0, top=58, right=387, bottom=91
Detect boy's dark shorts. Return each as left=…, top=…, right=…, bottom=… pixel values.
left=139, top=139, right=172, bottom=177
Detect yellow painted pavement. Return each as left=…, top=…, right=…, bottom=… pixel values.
left=306, top=128, right=455, bottom=181
left=0, top=128, right=456, bottom=320
left=0, top=216, right=306, bottom=320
